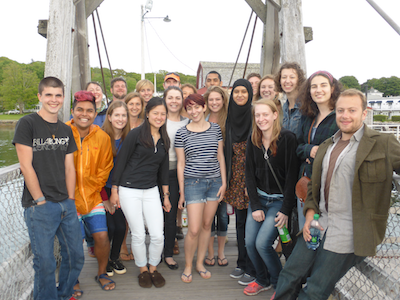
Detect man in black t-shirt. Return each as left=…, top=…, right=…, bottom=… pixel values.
left=13, top=77, right=84, bottom=300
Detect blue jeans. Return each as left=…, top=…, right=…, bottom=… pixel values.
left=24, top=199, right=84, bottom=300
left=245, top=196, right=283, bottom=288
left=211, top=201, right=228, bottom=236
left=184, top=177, right=222, bottom=204
left=274, top=233, right=365, bottom=300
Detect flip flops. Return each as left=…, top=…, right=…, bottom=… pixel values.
left=95, top=273, right=116, bottom=291
left=204, top=257, right=215, bottom=266
left=218, top=257, right=229, bottom=266
left=181, top=272, right=192, bottom=283
left=197, top=269, right=211, bottom=279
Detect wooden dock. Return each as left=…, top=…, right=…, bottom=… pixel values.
left=77, top=215, right=276, bottom=299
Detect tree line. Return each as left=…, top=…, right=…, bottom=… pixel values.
left=339, top=75, right=400, bottom=97
left=0, top=56, right=196, bottom=113
left=1, top=56, right=400, bottom=113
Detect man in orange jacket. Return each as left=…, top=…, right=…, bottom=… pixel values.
left=67, top=91, right=115, bottom=293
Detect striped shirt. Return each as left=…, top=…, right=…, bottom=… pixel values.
left=175, top=122, right=223, bottom=179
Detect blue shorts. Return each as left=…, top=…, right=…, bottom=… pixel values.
left=184, top=177, right=222, bottom=205
left=77, top=203, right=107, bottom=239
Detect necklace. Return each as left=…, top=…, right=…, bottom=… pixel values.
left=37, top=111, right=59, bottom=139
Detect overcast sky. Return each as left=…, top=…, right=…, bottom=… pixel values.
left=1, top=0, right=399, bottom=84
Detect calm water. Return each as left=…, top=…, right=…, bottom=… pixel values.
left=0, top=126, right=18, bottom=168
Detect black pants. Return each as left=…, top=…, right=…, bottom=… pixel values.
left=235, top=208, right=256, bottom=276
left=164, top=169, right=179, bottom=258
left=105, top=187, right=127, bottom=261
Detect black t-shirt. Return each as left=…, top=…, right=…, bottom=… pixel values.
left=12, top=113, right=77, bottom=207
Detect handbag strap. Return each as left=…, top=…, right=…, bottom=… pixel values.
left=262, top=145, right=284, bottom=195
left=308, top=118, right=316, bottom=144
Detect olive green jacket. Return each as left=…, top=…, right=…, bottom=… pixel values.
left=304, top=125, right=400, bottom=257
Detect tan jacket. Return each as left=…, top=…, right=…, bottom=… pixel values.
left=304, top=125, right=400, bottom=256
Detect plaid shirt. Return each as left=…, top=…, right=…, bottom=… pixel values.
left=282, top=100, right=302, bottom=139
left=296, top=111, right=338, bottom=178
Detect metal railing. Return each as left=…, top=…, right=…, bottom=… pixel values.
left=1, top=164, right=400, bottom=299
left=369, top=124, right=400, bottom=140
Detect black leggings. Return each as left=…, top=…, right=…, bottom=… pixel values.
left=105, top=187, right=127, bottom=261
left=163, top=169, right=179, bottom=257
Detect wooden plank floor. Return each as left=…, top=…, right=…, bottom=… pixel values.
left=77, top=215, right=276, bottom=299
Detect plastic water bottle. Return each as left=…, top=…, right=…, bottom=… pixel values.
left=277, top=225, right=292, bottom=244
left=307, top=214, right=321, bottom=250
left=182, top=208, right=188, bottom=227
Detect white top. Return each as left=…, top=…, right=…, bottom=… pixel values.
left=166, top=117, right=189, bottom=164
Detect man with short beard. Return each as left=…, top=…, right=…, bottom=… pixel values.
left=110, top=77, right=128, bottom=101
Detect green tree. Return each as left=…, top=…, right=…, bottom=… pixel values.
left=0, top=63, right=39, bottom=112
left=339, top=76, right=361, bottom=90
left=362, top=76, right=400, bottom=97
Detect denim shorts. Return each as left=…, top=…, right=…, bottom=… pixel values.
left=77, top=203, right=107, bottom=238
left=184, top=177, right=222, bottom=205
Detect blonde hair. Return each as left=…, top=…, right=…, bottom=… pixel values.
left=135, top=79, right=154, bottom=93
left=204, top=86, right=229, bottom=140
left=251, top=99, right=281, bottom=156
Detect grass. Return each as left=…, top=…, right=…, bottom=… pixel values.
left=0, top=113, right=29, bottom=120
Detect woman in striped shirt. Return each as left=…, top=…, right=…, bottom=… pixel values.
left=175, top=93, right=227, bottom=283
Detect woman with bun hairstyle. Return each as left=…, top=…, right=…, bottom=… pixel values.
left=203, top=86, right=230, bottom=267
left=163, top=86, right=189, bottom=269
left=296, top=70, right=342, bottom=229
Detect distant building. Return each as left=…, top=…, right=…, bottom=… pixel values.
left=367, top=88, right=400, bottom=119
left=196, top=61, right=260, bottom=94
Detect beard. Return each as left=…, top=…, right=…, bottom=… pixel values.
left=113, top=92, right=126, bottom=100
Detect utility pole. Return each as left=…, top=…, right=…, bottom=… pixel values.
left=245, top=0, right=312, bottom=76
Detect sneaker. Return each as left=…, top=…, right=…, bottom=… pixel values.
left=88, top=246, right=95, bottom=258
left=110, top=259, right=127, bottom=275
left=230, top=267, right=245, bottom=278
left=270, top=291, right=276, bottom=300
left=106, top=261, right=114, bottom=277
left=243, top=282, right=272, bottom=296
left=238, top=273, right=256, bottom=285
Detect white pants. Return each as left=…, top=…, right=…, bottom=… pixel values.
left=119, top=186, right=164, bottom=267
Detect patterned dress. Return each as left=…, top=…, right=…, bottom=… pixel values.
left=224, top=140, right=249, bottom=210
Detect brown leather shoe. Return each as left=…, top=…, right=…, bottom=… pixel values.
left=173, top=240, right=180, bottom=255
left=138, top=271, right=152, bottom=288
left=150, top=270, right=165, bottom=288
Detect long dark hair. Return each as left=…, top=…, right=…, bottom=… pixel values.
left=299, top=71, right=343, bottom=118
left=139, top=97, right=170, bottom=152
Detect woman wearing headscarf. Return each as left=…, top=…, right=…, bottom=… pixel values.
left=224, top=79, right=256, bottom=285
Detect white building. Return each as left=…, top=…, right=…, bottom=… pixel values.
left=367, top=88, right=400, bottom=119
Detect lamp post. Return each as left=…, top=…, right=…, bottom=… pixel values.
left=141, top=1, right=171, bottom=80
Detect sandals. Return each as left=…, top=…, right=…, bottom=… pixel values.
left=119, top=252, right=134, bottom=261
left=181, top=272, right=192, bottom=283
left=218, top=257, right=229, bottom=267
left=95, top=273, right=116, bottom=291
left=197, top=269, right=212, bottom=279
left=204, top=257, right=215, bottom=266
left=73, top=279, right=83, bottom=298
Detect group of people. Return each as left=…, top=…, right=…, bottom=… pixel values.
left=13, top=62, right=400, bottom=300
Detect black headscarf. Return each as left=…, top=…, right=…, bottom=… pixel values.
left=226, top=79, right=253, bottom=144
left=225, top=79, right=253, bottom=182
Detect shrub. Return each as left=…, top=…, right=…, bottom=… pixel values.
left=373, top=114, right=387, bottom=122
left=391, top=116, right=400, bottom=122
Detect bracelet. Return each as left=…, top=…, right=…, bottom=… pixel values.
left=34, top=196, right=45, bottom=204
left=112, top=187, right=118, bottom=190
left=163, top=192, right=170, bottom=196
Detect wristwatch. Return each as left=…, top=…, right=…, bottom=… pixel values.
left=163, top=192, right=170, bottom=196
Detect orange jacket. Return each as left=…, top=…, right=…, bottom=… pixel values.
left=66, top=120, right=113, bottom=215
